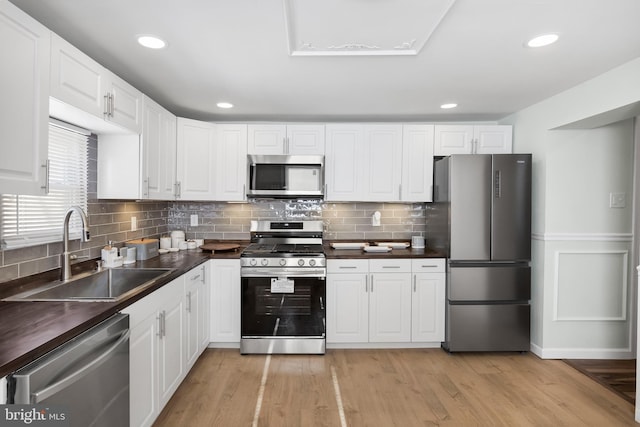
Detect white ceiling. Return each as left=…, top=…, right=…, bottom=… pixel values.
left=9, top=0, right=640, bottom=122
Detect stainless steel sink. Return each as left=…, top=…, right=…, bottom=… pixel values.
left=4, top=267, right=175, bottom=302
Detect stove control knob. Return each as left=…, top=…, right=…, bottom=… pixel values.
left=261, top=259, right=269, bottom=266
left=298, top=259, right=305, bottom=266
left=250, top=258, right=257, bottom=266
left=279, top=259, right=287, bottom=266
left=309, top=259, right=316, bottom=266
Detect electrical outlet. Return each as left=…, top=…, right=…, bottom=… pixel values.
left=190, top=214, right=199, bottom=227
left=609, top=192, right=626, bottom=208
left=131, top=216, right=137, bottom=231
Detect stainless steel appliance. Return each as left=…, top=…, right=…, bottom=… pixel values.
left=429, top=154, right=532, bottom=352
left=240, top=220, right=326, bottom=354
left=247, top=155, right=324, bottom=198
left=8, top=313, right=130, bottom=426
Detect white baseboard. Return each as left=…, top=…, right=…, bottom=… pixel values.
left=530, top=342, right=635, bottom=359
left=208, top=342, right=240, bottom=349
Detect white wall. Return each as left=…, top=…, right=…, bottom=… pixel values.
left=502, top=57, right=640, bottom=359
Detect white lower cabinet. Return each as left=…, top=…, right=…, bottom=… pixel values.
left=327, top=258, right=445, bottom=346
left=185, top=262, right=210, bottom=370
left=209, top=259, right=241, bottom=344
left=124, top=262, right=210, bottom=427
left=411, top=259, right=446, bottom=342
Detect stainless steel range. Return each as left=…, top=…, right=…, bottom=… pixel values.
left=240, top=220, right=326, bottom=354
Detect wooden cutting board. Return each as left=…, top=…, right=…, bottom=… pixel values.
left=200, top=243, right=240, bottom=252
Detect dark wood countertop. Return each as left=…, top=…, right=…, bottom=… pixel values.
left=0, top=245, right=245, bottom=378
left=323, top=242, right=446, bottom=259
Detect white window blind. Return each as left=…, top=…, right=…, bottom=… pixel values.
left=0, top=120, right=89, bottom=249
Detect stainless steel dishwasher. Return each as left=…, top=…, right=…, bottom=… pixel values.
left=7, top=313, right=130, bottom=426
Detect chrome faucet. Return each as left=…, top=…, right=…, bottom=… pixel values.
left=60, top=206, right=91, bottom=281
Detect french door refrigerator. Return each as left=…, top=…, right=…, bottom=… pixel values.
left=429, top=154, right=531, bottom=352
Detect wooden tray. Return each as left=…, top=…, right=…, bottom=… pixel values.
left=200, top=243, right=240, bottom=253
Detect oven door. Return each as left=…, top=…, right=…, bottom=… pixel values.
left=241, top=275, right=325, bottom=353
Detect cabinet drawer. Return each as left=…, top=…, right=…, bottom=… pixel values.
left=327, top=259, right=369, bottom=273
left=369, top=258, right=411, bottom=273
left=411, top=258, right=445, bottom=273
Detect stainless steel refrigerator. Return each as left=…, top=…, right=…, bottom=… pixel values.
left=428, top=154, right=531, bottom=352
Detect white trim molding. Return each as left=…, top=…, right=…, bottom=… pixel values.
left=532, top=232, right=633, bottom=242
left=530, top=342, right=634, bottom=360
left=553, top=250, right=628, bottom=321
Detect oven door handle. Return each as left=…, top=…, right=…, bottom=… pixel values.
left=241, top=268, right=327, bottom=278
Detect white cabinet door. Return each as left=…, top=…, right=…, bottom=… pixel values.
left=128, top=310, right=159, bottom=427
left=248, top=124, right=285, bottom=154
left=158, top=279, right=185, bottom=408
left=142, top=95, right=176, bottom=200
left=325, top=124, right=363, bottom=201
left=105, top=72, right=142, bottom=133
left=0, top=1, right=49, bottom=195
left=176, top=118, right=216, bottom=200
left=411, top=259, right=445, bottom=342
left=216, top=124, right=247, bottom=201
left=362, top=125, right=402, bottom=201
left=210, top=259, right=241, bottom=343
left=401, top=125, right=434, bottom=202
left=411, top=273, right=445, bottom=342
left=474, top=125, right=512, bottom=154
left=97, top=133, right=141, bottom=199
left=326, top=273, right=369, bottom=343
left=50, top=32, right=105, bottom=119
left=184, top=267, right=201, bottom=369
left=286, top=124, right=325, bottom=154
left=369, top=272, right=412, bottom=342
left=434, top=125, right=473, bottom=155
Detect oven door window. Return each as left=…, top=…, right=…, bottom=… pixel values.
left=242, top=276, right=325, bottom=337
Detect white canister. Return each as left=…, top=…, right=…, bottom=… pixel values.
left=194, top=239, right=204, bottom=248
left=187, top=240, right=197, bottom=250
left=171, top=230, right=185, bottom=249
left=160, top=236, right=172, bottom=250
left=411, top=236, right=425, bottom=248
left=178, top=241, right=188, bottom=251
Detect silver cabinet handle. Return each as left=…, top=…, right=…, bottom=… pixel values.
left=103, top=93, right=109, bottom=118
left=201, top=265, right=206, bottom=283
left=382, top=266, right=401, bottom=269
left=370, top=275, right=374, bottom=292
left=109, top=93, right=115, bottom=117
left=157, top=310, right=166, bottom=338
left=421, top=265, right=438, bottom=268
left=32, top=329, right=130, bottom=403
left=190, top=274, right=201, bottom=282
left=40, top=160, right=50, bottom=194
left=187, top=291, right=192, bottom=313
left=399, top=184, right=402, bottom=200
left=413, top=274, right=416, bottom=292
left=339, top=266, right=358, bottom=269
left=175, top=181, right=182, bottom=199
left=365, top=275, right=368, bottom=292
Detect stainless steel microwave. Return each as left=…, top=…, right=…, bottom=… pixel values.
left=247, top=155, right=324, bottom=198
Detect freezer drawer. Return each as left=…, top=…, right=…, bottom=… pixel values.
left=448, top=264, right=530, bottom=302
left=445, top=303, right=530, bottom=352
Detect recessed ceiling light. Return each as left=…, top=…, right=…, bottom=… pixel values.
left=526, top=34, right=559, bottom=48
left=440, top=103, right=458, bottom=109
left=137, top=35, right=167, bottom=49
left=216, top=102, right=234, bottom=109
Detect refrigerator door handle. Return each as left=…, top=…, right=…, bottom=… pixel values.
left=494, top=170, right=501, bottom=199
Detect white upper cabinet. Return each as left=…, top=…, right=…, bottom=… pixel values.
left=176, top=118, right=217, bottom=200
left=362, top=125, right=403, bottom=201
left=50, top=32, right=104, bottom=119
left=0, top=0, right=50, bottom=195
left=401, top=125, right=434, bottom=202
left=325, top=124, right=402, bottom=201
left=325, top=124, right=364, bottom=201
left=142, top=95, right=177, bottom=200
left=248, top=124, right=324, bottom=155
left=434, top=125, right=512, bottom=155
left=216, top=124, right=247, bottom=201
left=49, top=32, right=142, bottom=134
left=474, top=125, right=513, bottom=154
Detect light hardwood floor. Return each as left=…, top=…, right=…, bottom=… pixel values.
left=154, top=348, right=636, bottom=426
